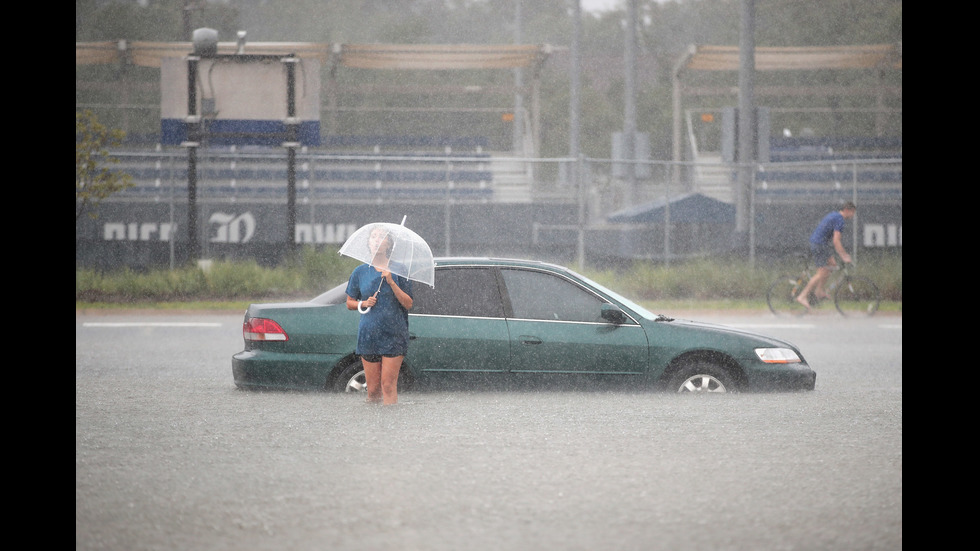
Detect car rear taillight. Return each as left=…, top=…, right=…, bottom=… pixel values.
left=243, top=317, right=289, bottom=341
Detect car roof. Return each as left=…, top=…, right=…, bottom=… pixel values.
left=433, top=257, right=570, bottom=272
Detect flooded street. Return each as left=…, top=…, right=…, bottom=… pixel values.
left=76, top=311, right=901, bottom=551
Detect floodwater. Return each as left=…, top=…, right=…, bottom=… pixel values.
left=76, top=311, right=901, bottom=551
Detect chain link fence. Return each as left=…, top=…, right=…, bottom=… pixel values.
left=80, top=148, right=900, bottom=270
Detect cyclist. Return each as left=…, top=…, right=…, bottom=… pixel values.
left=796, top=201, right=856, bottom=310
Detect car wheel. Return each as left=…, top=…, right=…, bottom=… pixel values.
left=333, top=361, right=367, bottom=393
left=331, top=360, right=415, bottom=393
left=667, top=361, right=737, bottom=393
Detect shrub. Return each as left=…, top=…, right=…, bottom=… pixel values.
left=77, top=253, right=901, bottom=306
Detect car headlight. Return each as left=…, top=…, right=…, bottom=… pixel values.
left=755, top=348, right=801, bottom=364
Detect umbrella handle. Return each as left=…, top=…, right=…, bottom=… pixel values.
left=357, top=278, right=385, bottom=314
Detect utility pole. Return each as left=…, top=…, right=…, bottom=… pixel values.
left=736, top=0, right=756, bottom=254
left=571, top=1, right=584, bottom=270
left=624, top=0, right=638, bottom=202
left=513, top=0, right=524, bottom=154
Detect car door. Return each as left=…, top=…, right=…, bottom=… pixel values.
left=500, top=267, right=648, bottom=375
left=407, top=266, right=511, bottom=375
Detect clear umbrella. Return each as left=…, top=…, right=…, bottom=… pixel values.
left=339, top=216, right=435, bottom=313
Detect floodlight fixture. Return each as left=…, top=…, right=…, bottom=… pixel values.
left=192, top=28, right=218, bottom=57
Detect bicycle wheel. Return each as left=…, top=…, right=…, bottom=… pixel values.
left=834, top=276, right=880, bottom=317
left=766, top=275, right=809, bottom=316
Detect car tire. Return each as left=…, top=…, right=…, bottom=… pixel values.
left=331, top=360, right=415, bottom=393
left=667, top=361, right=737, bottom=393
left=333, top=360, right=368, bottom=393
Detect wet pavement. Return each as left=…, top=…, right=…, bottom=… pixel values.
left=76, top=311, right=902, bottom=551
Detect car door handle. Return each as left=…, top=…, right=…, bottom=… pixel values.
left=409, top=333, right=417, bottom=340
left=519, top=335, right=542, bottom=345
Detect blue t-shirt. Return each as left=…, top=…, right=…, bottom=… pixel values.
left=809, top=211, right=846, bottom=246
left=346, top=264, right=413, bottom=356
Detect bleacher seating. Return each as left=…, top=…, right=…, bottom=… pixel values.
left=322, top=135, right=490, bottom=150
left=693, top=136, right=901, bottom=204
left=755, top=136, right=902, bottom=203
left=110, top=135, right=510, bottom=202
left=768, top=136, right=902, bottom=162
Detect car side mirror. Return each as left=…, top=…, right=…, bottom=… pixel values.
left=601, top=303, right=627, bottom=324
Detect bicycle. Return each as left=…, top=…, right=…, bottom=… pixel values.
left=767, top=256, right=880, bottom=317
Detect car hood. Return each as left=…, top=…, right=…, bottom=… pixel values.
left=657, top=316, right=803, bottom=351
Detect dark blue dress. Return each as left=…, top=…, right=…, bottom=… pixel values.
left=346, top=263, right=413, bottom=356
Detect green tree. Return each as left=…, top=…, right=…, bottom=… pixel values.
left=76, top=0, right=240, bottom=42
left=76, top=110, right=134, bottom=224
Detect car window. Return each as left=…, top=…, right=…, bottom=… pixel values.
left=310, top=282, right=348, bottom=305
left=412, top=267, right=504, bottom=318
left=500, top=268, right=606, bottom=323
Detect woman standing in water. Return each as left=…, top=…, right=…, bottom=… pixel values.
left=345, top=225, right=414, bottom=405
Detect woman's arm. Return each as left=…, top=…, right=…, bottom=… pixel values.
left=347, top=294, right=378, bottom=310
left=383, top=272, right=413, bottom=311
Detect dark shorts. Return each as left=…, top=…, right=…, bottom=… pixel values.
left=360, top=354, right=402, bottom=363
left=810, top=242, right=835, bottom=268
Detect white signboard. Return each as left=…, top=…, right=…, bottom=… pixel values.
left=160, top=56, right=321, bottom=146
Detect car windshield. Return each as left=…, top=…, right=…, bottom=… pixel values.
left=573, top=271, right=661, bottom=321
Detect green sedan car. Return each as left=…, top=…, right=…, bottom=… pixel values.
left=232, top=257, right=815, bottom=393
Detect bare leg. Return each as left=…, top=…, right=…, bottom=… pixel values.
left=812, top=272, right=833, bottom=299
left=797, top=267, right=831, bottom=309
left=380, top=356, right=403, bottom=405
left=361, top=358, right=383, bottom=403
left=812, top=257, right=837, bottom=300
